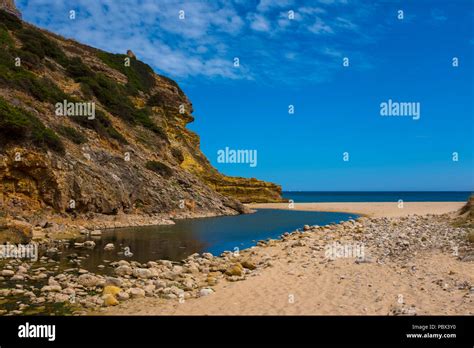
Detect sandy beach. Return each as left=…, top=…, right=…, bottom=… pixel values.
left=101, top=202, right=473, bottom=316
left=103, top=250, right=473, bottom=315
left=247, top=202, right=465, bottom=218
left=2, top=201, right=471, bottom=316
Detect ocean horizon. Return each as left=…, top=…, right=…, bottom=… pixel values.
left=282, top=191, right=472, bottom=203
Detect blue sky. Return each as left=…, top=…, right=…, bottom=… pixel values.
left=16, top=0, right=474, bottom=191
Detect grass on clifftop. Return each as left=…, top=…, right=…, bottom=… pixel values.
left=0, top=29, right=68, bottom=104
left=0, top=9, right=162, bottom=140
left=0, top=96, right=64, bottom=153
left=16, top=28, right=67, bottom=63
left=97, top=51, right=155, bottom=95
left=0, top=9, right=22, bottom=31
left=77, top=73, right=169, bottom=140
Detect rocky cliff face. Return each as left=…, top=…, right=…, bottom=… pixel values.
left=0, top=0, right=20, bottom=18
left=0, top=9, right=282, bottom=227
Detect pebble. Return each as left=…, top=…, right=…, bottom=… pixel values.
left=83, top=241, right=96, bottom=249
left=199, top=288, right=214, bottom=297
left=1, top=270, right=14, bottom=277
left=115, top=265, right=133, bottom=276
left=90, top=230, right=102, bottom=236
left=132, top=268, right=153, bottom=279
left=104, top=243, right=115, bottom=251
left=129, top=288, right=145, bottom=298
left=77, top=274, right=101, bottom=288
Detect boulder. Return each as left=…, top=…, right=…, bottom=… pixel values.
left=105, top=277, right=122, bottom=287
left=102, top=294, right=119, bottom=306
left=202, top=252, right=213, bottom=260
left=241, top=260, right=256, bottom=270
left=103, top=285, right=121, bottom=296
left=90, top=230, right=102, bottom=236
left=77, top=274, right=101, bottom=288
left=41, top=285, right=62, bottom=292
left=1, top=270, right=14, bottom=277
left=129, top=288, right=145, bottom=298
left=117, top=291, right=130, bottom=301
left=104, top=243, right=115, bottom=251
left=225, top=263, right=244, bottom=276
left=199, top=288, right=214, bottom=297
left=115, top=265, right=133, bottom=276
left=83, top=240, right=96, bottom=249
left=132, top=268, right=152, bottom=279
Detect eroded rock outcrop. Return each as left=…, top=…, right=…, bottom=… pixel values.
left=0, top=0, right=20, bottom=19
left=0, top=9, right=282, bottom=229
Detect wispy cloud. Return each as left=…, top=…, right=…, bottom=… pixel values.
left=16, top=0, right=378, bottom=84
left=247, top=13, right=271, bottom=32
left=308, top=17, right=334, bottom=34
left=431, top=9, right=447, bottom=22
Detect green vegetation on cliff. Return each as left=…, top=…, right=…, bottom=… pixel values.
left=0, top=9, right=161, bottom=143
left=0, top=96, right=64, bottom=153
left=145, top=160, right=174, bottom=179
left=0, top=8, right=283, bottom=208
left=56, top=125, right=87, bottom=145
left=0, top=24, right=13, bottom=47
left=0, top=9, right=22, bottom=30
left=97, top=51, right=155, bottom=95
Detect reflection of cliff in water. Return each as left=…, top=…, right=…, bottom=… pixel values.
left=57, top=209, right=355, bottom=272
left=73, top=225, right=209, bottom=270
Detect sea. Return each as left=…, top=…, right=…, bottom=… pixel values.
left=282, top=191, right=472, bottom=203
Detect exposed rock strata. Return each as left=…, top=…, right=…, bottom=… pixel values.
left=0, top=9, right=282, bottom=238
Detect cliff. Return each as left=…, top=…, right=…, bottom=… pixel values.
left=0, top=9, right=282, bottom=227
left=0, top=0, right=20, bottom=19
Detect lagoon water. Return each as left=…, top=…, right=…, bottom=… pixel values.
left=66, top=209, right=355, bottom=270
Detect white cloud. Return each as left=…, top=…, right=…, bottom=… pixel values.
left=321, top=47, right=342, bottom=57
left=16, top=0, right=375, bottom=84
left=317, top=0, right=348, bottom=5
left=335, top=17, right=358, bottom=30
left=299, top=7, right=326, bottom=15
left=247, top=13, right=271, bottom=32
left=257, top=0, right=294, bottom=12
left=308, top=17, right=334, bottom=34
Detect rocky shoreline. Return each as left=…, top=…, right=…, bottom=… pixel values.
left=0, top=207, right=246, bottom=244
left=0, top=211, right=472, bottom=316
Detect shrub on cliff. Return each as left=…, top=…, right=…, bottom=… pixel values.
left=0, top=96, right=64, bottom=153
left=78, top=73, right=166, bottom=138
left=70, top=109, right=127, bottom=144
left=145, top=160, right=174, bottom=178
left=65, top=56, right=94, bottom=79
left=97, top=51, right=155, bottom=95
left=0, top=24, right=13, bottom=47
left=146, top=93, right=164, bottom=107
left=0, top=47, right=67, bottom=103
left=16, top=28, right=67, bottom=63
left=0, top=9, right=22, bottom=31
left=3, top=20, right=164, bottom=142
left=171, top=147, right=184, bottom=164
left=57, top=125, right=87, bottom=144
